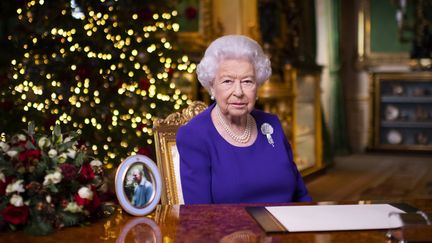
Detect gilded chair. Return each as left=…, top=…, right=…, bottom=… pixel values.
left=153, top=101, right=207, bottom=205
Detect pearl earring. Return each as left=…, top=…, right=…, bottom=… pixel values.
left=211, top=95, right=215, bottom=100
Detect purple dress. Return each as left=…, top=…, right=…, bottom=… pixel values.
left=176, top=103, right=312, bottom=204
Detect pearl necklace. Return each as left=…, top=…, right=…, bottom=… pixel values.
left=215, top=105, right=255, bottom=143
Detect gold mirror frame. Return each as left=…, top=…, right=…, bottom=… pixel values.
left=357, top=0, right=410, bottom=67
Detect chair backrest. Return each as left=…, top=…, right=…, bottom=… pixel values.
left=153, top=101, right=207, bottom=205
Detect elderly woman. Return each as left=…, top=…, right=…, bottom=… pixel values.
left=176, top=35, right=311, bottom=204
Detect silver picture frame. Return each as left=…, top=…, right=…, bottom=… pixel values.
left=115, top=155, right=162, bottom=216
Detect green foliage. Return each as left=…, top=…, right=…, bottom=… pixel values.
left=60, top=211, right=83, bottom=228
left=25, top=217, right=54, bottom=236
left=74, top=152, right=85, bottom=166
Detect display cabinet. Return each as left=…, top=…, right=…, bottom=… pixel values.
left=371, top=72, right=432, bottom=151
left=258, top=64, right=324, bottom=176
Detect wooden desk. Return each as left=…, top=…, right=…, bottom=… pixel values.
left=0, top=199, right=431, bottom=242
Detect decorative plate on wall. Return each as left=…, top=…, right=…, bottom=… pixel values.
left=387, top=130, right=403, bottom=144
left=385, top=105, right=399, bottom=121
left=391, top=84, right=404, bottom=96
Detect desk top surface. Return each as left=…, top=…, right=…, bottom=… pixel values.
left=0, top=199, right=431, bottom=243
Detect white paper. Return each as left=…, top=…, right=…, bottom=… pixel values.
left=265, top=204, right=405, bottom=232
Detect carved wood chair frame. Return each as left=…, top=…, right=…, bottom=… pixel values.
left=153, top=101, right=207, bottom=205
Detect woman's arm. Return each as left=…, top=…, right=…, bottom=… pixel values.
left=176, top=124, right=213, bottom=204
left=269, top=112, right=312, bottom=203
left=283, top=137, right=313, bottom=202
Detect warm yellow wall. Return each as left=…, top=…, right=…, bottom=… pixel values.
left=213, top=0, right=260, bottom=40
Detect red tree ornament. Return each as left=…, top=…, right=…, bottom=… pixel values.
left=139, top=78, right=151, bottom=91
left=185, top=6, right=197, bottom=19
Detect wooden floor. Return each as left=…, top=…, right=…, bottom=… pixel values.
left=306, top=153, right=432, bottom=202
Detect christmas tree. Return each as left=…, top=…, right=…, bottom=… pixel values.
left=0, top=0, right=196, bottom=168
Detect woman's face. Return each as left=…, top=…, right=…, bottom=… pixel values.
left=211, top=59, right=257, bottom=119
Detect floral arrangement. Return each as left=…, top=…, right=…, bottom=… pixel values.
left=0, top=123, right=113, bottom=235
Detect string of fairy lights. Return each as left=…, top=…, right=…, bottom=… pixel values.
left=8, top=0, right=196, bottom=166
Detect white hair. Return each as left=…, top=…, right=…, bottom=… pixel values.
left=196, top=35, right=272, bottom=90
left=133, top=168, right=143, bottom=176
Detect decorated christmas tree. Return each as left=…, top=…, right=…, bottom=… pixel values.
left=0, top=0, right=196, bottom=167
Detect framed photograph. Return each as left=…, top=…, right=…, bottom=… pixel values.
left=175, top=0, right=216, bottom=53
left=117, top=217, right=162, bottom=243
left=358, top=0, right=412, bottom=66
left=115, top=155, right=162, bottom=216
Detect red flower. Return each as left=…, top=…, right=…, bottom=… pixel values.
left=16, top=149, right=41, bottom=173
left=78, top=162, right=95, bottom=182
left=87, top=188, right=101, bottom=212
left=60, top=163, right=78, bottom=181
left=18, top=149, right=41, bottom=162
left=1, top=205, right=29, bottom=225
left=74, top=193, right=87, bottom=206
left=74, top=186, right=101, bottom=212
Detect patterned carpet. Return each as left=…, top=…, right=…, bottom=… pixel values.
left=306, top=153, right=432, bottom=202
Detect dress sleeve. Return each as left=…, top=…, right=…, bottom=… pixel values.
left=176, top=124, right=213, bottom=204
left=283, top=137, right=313, bottom=202
left=269, top=113, right=312, bottom=202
